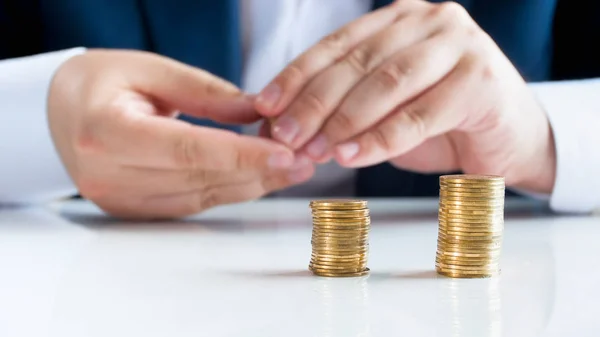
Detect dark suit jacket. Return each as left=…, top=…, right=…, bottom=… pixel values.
left=1, top=0, right=598, bottom=197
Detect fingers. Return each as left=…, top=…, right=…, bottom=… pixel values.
left=269, top=8, right=435, bottom=151
left=98, top=165, right=315, bottom=220
left=129, top=50, right=241, bottom=101
left=333, top=59, right=476, bottom=167
left=254, top=1, right=413, bottom=116
left=86, top=106, right=296, bottom=171
left=98, top=50, right=259, bottom=124
left=309, top=31, right=464, bottom=158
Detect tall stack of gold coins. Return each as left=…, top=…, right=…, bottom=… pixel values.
left=309, top=199, right=370, bottom=277
left=435, top=175, right=505, bottom=278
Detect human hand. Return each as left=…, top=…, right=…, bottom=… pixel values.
left=255, top=0, right=555, bottom=194
left=48, top=50, right=313, bottom=219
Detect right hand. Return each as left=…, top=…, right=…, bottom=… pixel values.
left=48, top=50, right=314, bottom=220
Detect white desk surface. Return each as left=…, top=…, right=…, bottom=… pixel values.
left=1, top=198, right=598, bottom=337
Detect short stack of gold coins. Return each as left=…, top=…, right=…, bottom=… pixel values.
left=435, top=175, right=505, bottom=278
left=309, top=199, right=370, bottom=277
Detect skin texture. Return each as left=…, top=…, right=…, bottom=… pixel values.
left=255, top=0, right=556, bottom=195
left=48, top=50, right=314, bottom=220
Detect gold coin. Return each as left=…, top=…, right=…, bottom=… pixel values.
left=311, top=246, right=369, bottom=252
left=435, top=255, right=500, bottom=265
left=438, top=216, right=504, bottom=224
left=438, top=228, right=503, bottom=236
left=438, top=217, right=504, bottom=224
left=438, top=233, right=503, bottom=240
left=440, top=185, right=505, bottom=192
left=309, top=264, right=366, bottom=272
left=311, top=268, right=370, bottom=277
left=312, top=219, right=370, bottom=224
left=439, top=209, right=504, bottom=216
left=436, top=268, right=500, bottom=278
left=437, top=243, right=502, bottom=251
left=439, top=199, right=504, bottom=206
left=438, top=226, right=503, bottom=235
left=310, top=261, right=368, bottom=268
left=312, top=210, right=370, bottom=217
left=439, top=191, right=505, bottom=198
left=439, top=204, right=504, bottom=211
left=435, top=252, right=499, bottom=262
left=310, top=199, right=367, bottom=210
left=439, top=215, right=504, bottom=224
left=312, top=223, right=370, bottom=229
left=440, top=174, right=504, bottom=182
left=312, top=216, right=370, bottom=222
left=435, top=261, right=501, bottom=268
left=311, top=233, right=369, bottom=240
left=437, top=249, right=501, bottom=257
left=311, top=252, right=367, bottom=257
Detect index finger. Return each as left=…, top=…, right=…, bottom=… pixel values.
left=91, top=108, right=296, bottom=171
left=254, top=0, right=415, bottom=116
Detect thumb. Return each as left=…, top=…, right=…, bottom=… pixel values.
left=126, top=50, right=259, bottom=124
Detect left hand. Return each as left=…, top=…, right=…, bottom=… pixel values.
left=254, top=0, right=556, bottom=194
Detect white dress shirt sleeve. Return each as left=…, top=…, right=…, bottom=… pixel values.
left=529, top=79, right=600, bottom=213
left=0, top=48, right=86, bottom=204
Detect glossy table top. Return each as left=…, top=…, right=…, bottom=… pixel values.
left=1, top=198, right=599, bottom=337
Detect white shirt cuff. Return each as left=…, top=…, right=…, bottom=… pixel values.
left=0, top=48, right=86, bottom=204
left=529, top=79, right=600, bottom=214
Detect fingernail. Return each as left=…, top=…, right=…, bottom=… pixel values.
left=271, top=115, right=299, bottom=145
left=256, top=83, right=281, bottom=111
left=306, top=134, right=328, bottom=159
left=268, top=152, right=294, bottom=169
left=336, top=142, right=360, bottom=162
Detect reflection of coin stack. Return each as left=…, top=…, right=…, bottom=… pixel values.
left=313, top=277, right=371, bottom=337
left=435, top=175, right=505, bottom=278
left=309, top=200, right=370, bottom=277
left=436, top=277, right=502, bottom=337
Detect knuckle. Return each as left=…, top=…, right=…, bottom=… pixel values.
left=344, top=47, right=376, bottom=75
left=300, top=92, right=329, bottom=117
left=74, top=110, right=109, bottom=155
left=375, top=61, right=412, bottom=91
left=329, top=110, right=358, bottom=136
left=430, top=1, right=475, bottom=31
left=198, top=188, right=221, bottom=210
left=173, top=133, right=200, bottom=169
left=277, top=64, right=304, bottom=90
left=232, top=146, right=249, bottom=170
left=318, top=32, right=349, bottom=60
left=402, top=107, right=427, bottom=139
left=201, top=78, right=223, bottom=97
left=433, top=1, right=469, bottom=21
left=186, top=169, right=209, bottom=187
left=371, top=127, right=394, bottom=152
left=74, top=124, right=100, bottom=155
left=480, top=62, right=500, bottom=83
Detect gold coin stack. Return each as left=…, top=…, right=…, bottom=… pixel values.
left=435, top=175, right=505, bottom=278
left=309, top=199, right=370, bottom=277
